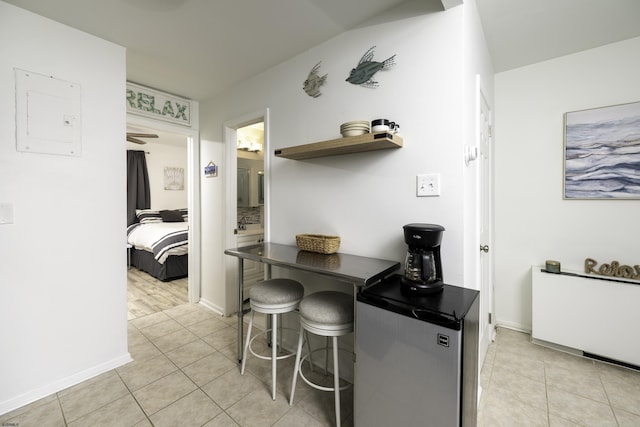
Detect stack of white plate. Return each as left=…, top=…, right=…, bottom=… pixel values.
left=340, top=120, right=370, bottom=137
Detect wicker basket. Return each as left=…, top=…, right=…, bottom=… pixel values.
left=295, top=234, right=341, bottom=254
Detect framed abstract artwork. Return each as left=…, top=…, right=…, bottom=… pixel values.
left=164, top=167, right=184, bottom=191
left=564, top=101, right=640, bottom=199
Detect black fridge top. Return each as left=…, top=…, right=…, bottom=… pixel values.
left=357, top=274, right=479, bottom=330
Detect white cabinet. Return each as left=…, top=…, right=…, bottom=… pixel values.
left=531, top=266, right=640, bottom=366
left=236, top=233, right=264, bottom=289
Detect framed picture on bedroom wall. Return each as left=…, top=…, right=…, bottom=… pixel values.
left=563, top=100, right=640, bottom=199
left=164, top=167, right=184, bottom=191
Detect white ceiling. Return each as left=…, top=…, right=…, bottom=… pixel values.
left=6, top=0, right=640, bottom=101
left=475, top=0, right=640, bottom=72
left=5, top=0, right=409, bottom=100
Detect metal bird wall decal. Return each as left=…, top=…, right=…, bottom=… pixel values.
left=303, top=61, right=327, bottom=98
left=346, top=46, right=396, bottom=88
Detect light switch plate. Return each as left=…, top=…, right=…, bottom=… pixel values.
left=417, top=173, right=441, bottom=197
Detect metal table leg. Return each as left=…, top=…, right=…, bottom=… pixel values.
left=266, top=264, right=272, bottom=345
left=352, top=282, right=358, bottom=365
left=237, top=258, right=244, bottom=363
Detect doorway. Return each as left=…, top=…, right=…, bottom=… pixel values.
left=236, top=122, right=265, bottom=225
left=223, top=109, right=270, bottom=315
left=126, top=114, right=201, bottom=319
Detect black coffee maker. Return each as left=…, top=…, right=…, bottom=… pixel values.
left=401, top=223, right=445, bottom=294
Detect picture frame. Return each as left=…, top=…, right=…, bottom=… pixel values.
left=204, top=161, right=218, bottom=178
left=564, top=101, right=640, bottom=199
left=164, top=167, right=184, bottom=190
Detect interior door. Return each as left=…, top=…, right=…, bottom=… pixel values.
left=478, top=83, right=494, bottom=364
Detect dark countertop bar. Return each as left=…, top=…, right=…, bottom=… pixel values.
left=225, top=242, right=401, bottom=287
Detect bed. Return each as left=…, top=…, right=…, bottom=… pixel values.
left=127, top=208, right=189, bottom=281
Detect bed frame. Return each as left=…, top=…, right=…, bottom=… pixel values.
left=130, top=248, right=188, bottom=282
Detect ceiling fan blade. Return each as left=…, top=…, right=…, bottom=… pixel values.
left=126, top=133, right=158, bottom=138
left=127, top=136, right=147, bottom=144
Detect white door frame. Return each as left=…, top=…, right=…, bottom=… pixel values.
left=127, top=113, right=201, bottom=304
left=477, top=75, right=495, bottom=363
left=223, top=108, right=270, bottom=314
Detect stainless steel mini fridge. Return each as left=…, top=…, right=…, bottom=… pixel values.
left=354, top=274, right=479, bottom=427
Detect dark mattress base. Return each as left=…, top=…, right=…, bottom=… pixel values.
left=130, top=248, right=188, bottom=282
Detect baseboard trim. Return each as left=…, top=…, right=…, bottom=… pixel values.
left=530, top=338, right=640, bottom=372
left=0, top=353, right=132, bottom=416
left=531, top=337, right=583, bottom=356
left=198, top=298, right=225, bottom=316
left=583, top=352, right=640, bottom=372
left=494, top=321, right=530, bottom=334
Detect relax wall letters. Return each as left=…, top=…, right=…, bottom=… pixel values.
left=126, top=82, right=191, bottom=126
left=584, top=258, right=640, bottom=280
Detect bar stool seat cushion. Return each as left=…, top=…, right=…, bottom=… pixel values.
left=250, top=279, right=304, bottom=306
left=299, top=291, right=353, bottom=325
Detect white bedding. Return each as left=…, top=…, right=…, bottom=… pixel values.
left=127, top=222, right=188, bottom=263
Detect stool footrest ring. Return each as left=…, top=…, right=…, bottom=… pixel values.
left=248, top=328, right=297, bottom=361
left=297, top=348, right=352, bottom=393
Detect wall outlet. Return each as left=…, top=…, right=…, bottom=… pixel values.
left=417, top=173, right=441, bottom=197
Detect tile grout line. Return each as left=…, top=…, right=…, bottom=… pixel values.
left=542, top=355, right=550, bottom=426
left=54, top=392, right=69, bottom=427
left=127, top=300, right=347, bottom=425
left=57, top=372, right=140, bottom=427
left=130, top=311, right=248, bottom=426
left=113, top=368, right=155, bottom=426
left=595, top=360, right=621, bottom=427
left=126, top=319, right=188, bottom=424
left=529, top=332, right=628, bottom=426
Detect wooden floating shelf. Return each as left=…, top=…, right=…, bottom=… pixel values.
left=274, top=132, right=403, bottom=160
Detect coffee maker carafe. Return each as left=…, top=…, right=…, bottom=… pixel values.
left=401, top=223, right=445, bottom=294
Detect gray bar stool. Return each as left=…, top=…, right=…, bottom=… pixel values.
left=241, top=278, right=304, bottom=400
left=289, top=291, right=354, bottom=427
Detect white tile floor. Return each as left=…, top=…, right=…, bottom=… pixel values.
left=2, top=303, right=640, bottom=426
left=479, top=328, right=640, bottom=426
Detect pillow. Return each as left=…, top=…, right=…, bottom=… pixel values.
left=160, top=209, right=184, bottom=223
left=136, top=209, right=162, bottom=224
left=178, top=208, right=188, bottom=222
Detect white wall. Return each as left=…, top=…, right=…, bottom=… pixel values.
left=0, top=2, right=129, bottom=413
left=200, top=0, right=493, bottom=315
left=199, top=137, right=225, bottom=310
left=494, top=36, right=640, bottom=331
left=126, top=141, right=188, bottom=210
